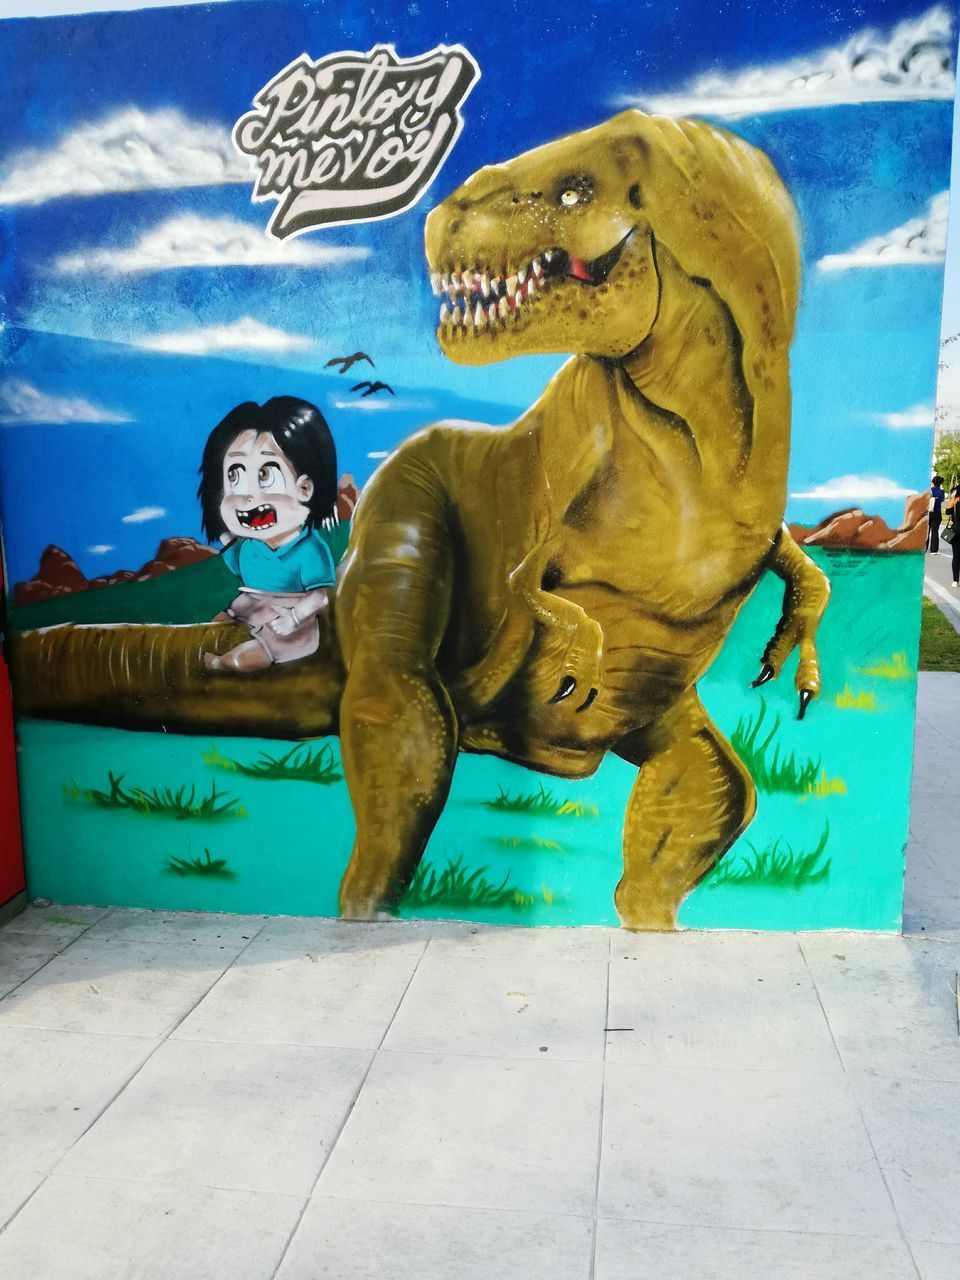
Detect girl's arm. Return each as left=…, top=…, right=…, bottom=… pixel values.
left=267, top=587, right=331, bottom=635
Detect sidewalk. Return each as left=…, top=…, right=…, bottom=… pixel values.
left=0, top=677, right=958, bottom=1280
left=923, top=543, right=960, bottom=633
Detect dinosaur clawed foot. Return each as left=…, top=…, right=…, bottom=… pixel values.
left=750, top=662, right=818, bottom=719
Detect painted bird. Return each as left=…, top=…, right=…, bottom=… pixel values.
left=351, top=380, right=395, bottom=398
left=326, top=352, right=374, bottom=373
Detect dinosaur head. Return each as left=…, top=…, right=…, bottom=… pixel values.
left=425, top=109, right=799, bottom=367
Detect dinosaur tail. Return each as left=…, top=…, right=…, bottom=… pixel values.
left=9, top=620, right=345, bottom=739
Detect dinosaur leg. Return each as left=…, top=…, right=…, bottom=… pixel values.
left=753, top=526, right=830, bottom=719
left=614, top=690, right=755, bottom=930
left=336, top=468, right=458, bottom=919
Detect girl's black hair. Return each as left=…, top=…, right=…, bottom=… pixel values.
left=197, top=397, right=338, bottom=541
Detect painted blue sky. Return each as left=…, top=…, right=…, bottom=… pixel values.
left=0, top=0, right=956, bottom=583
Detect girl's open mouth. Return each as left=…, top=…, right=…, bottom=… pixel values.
left=236, top=504, right=277, bottom=530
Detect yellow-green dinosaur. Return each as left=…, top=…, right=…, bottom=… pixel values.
left=11, top=110, right=829, bottom=929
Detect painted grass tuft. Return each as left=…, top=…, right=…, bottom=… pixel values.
left=731, top=701, right=822, bottom=795
left=706, top=826, right=831, bottom=889
left=204, top=743, right=342, bottom=785
left=486, top=835, right=564, bottom=853
left=166, top=849, right=235, bottom=879
left=834, top=684, right=877, bottom=711
left=859, top=651, right=914, bottom=680
left=402, top=855, right=554, bottom=912
left=64, top=772, right=247, bottom=820
left=482, top=784, right=598, bottom=818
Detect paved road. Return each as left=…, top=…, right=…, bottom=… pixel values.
left=924, top=541, right=960, bottom=634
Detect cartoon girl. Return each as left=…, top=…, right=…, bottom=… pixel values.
left=198, top=397, right=338, bottom=673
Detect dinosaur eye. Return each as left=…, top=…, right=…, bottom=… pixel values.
left=557, top=174, right=593, bottom=209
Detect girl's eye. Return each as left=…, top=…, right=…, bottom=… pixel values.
left=259, top=463, right=281, bottom=490
left=560, top=189, right=580, bottom=207
left=227, top=465, right=243, bottom=489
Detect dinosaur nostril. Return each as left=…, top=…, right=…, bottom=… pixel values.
left=449, top=220, right=461, bottom=234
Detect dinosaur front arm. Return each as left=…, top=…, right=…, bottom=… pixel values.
left=752, top=525, right=831, bottom=719
left=459, top=533, right=603, bottom=712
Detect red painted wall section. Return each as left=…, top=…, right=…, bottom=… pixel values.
left=0, top=558, right=25, bottom=907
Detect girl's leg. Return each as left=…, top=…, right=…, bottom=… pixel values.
left=952, top=536, right=960, bottom=585
left=203, top=639, right=272, bottom=672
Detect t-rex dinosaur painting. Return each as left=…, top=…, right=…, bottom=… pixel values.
left=10, top=109, right=830, bottom=930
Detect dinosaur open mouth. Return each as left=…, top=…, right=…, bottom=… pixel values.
left=236, top=504, right=277, bottom=530
left=431, top=229, right=635, bottom=332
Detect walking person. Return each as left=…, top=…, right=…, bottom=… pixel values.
left=948, top=483, right=960, bottom=587
left=927, top=474, right=946, bottom=553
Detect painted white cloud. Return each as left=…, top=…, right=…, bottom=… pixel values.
left=134, top=317, right=313, bottom=356
left=0, top=108, right=249, bottom=206
left=367, top=450, right=390, bottom=459
left=871, top=402, right=936, bottom=429
left=628, top=5, right=954, bottom=116
left=818, top=192, right=948, bottom=272
left=122, top=506, right=166, bottom=524
left=0, top=378, right=131, bottom=425
left=55, top=214, right=371, bottom=275
left=88, top=545, right=115, bottom=555
left=791, top=474, right=915, bottom=502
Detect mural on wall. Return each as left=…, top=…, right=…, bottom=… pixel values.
left=0, top=0, right=954, bottom=930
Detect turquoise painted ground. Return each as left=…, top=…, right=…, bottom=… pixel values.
left=15, top=548, right=921, bottom=930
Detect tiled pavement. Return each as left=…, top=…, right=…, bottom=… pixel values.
left=0, top=675, right=958, bottom=1279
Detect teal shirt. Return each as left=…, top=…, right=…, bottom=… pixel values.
left=220, top=528, right=336, bottom=593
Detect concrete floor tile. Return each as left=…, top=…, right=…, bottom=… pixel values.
left=852, top=1073, right=960, bottom=1245
left=911, top=1240, right=960, bottom=1280
left=0, top=1026, right=155, bottom=1174
left=255, top=917, right=437, bottom=949
left=59, top=1037, right=371, bottom=1195
left=801, top=936, right=960, bottom=1080
left=173, top=933, right=427, bottom=1049
left=0, top=938, right=234, bottom=1036
left=606, top=933, right=838, bottom=1072
left=594, top=1218, right=918, bottom=1279
left=0, top=932, right=68, bottom=998
left=382, top=941, right=608, bottom=1061
left=1, top=903, right=107, bottom=945
left=277, top=1198, right=594, bottom=1280
left=0, top=1175, right=303, bottom=1280
left=84, top=907, right=266, bottom=950
left=318, top=1050, right=603, bottom=1215
left=598, top=1063, right=897, bottom=1236
left=0, top=1169, right=45, bottom=1230
left=425, top=925, right=610, bottom=965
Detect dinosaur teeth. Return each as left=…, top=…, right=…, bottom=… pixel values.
left=439, top=302, right=451, bottom=325
left=531, top=258, right=543, bottom=277
left=430, top=272, right=442, bottom=295
left=498, top=295, right=510, bottom=320
left=480, top=272, right=491, bottom=299
left=473, top=302, right=486, bottom=328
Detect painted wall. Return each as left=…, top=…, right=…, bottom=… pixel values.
left=0, top=0, right=954, bottom=929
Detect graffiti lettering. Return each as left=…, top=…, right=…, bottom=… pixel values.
left=234, top=44, right=479, bottom=239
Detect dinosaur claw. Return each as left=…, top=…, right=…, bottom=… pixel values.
left=577, top=686, right=599, bottom=712
left=551, top=676, right=577, bottom=703
left=797, top=689, right=814, bottom=720
left=751, top=664, right=775, bottom=688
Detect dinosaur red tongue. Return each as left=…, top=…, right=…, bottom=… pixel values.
left=567, top=256, right=594, bottom=283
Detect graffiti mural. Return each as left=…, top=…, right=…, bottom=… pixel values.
left=0, top=1, right=954, bottom=929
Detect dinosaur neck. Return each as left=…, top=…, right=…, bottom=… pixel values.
left=617, top=245, right=789, bottom=493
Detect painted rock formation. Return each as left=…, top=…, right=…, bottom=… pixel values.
left=788, top=492, right=927, bottom=552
